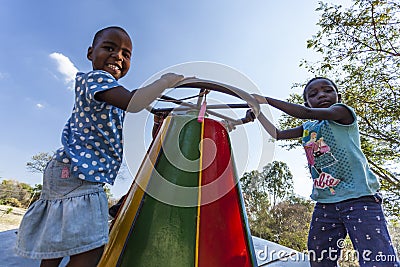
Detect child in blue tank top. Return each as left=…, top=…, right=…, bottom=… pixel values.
left=252, top=77, right=399, bottom=266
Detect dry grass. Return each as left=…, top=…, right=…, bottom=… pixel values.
left=0, top=205, right=26, bottom=232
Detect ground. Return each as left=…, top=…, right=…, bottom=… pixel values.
left=0, top=205, right=25, bottom=232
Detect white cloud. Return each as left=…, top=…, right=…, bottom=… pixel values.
left=36, top=103, right=44, bottom=109
left=0, top=72, right=9, bottom=80
left=49, top=52, right=78, bottom=90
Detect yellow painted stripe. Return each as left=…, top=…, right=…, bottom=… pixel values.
left=98, top=117, right=171, bottom=266
left=194, top=118, right=205, bottom=267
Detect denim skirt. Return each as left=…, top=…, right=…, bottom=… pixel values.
left=15, top=159, right=109, bottom=259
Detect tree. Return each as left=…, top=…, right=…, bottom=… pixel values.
left=240, top=170, right=270, bottom=222
left=240, top=166, right=313, bottom=249
left=240, top=170, right=272, bottom=240
left=261, top=161, right=294, bottom=207
left=239, top=161, right=312, bottom=249
left=240, top=161, right=294, bottom=216
left=26, top=152, right=53, bottom=173
left=279, top=0, right=400, bottom=217
left=25, top=152, right=53, bottom=200
left=265, top=196, right=313, bottom=252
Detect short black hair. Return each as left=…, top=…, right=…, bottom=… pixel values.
left=92, top=26, right=130, bottom=47
left=303, top=77, right=339, bottom=102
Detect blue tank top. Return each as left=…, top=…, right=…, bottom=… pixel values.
left=302, top=103, right=380, bottom=203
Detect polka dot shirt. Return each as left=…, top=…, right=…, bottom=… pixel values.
left=55, top=70, right=125, bottom=185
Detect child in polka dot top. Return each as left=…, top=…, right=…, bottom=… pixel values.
left=16, top=26, right=185, bottom=267
left=252, top=77, right=399, bottom=266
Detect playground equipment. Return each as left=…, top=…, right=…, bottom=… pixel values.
left=98, top=78, right=263, bottom=267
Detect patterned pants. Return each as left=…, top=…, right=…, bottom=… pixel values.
left=308, top=194, right=399, bottom=267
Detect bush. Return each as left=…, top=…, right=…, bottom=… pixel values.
left=0, top=180, right=34, bottom=208
left=0, top=197, right=23, bottom=208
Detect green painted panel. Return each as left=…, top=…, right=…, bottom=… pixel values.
left=119, top=115, right=200, bottom=267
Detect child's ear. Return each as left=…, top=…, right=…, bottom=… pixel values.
left=87, top=47, right=93, bottom=61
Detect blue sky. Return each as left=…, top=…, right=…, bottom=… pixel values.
left=0, top=0, right=351, bottom=198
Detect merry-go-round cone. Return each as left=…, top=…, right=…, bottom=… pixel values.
left=98, top=113, right=257, bottom=267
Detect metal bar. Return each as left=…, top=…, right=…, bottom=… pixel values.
left=150, top=103, right=250, bottom=113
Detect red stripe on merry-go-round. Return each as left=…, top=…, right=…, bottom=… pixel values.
left=197, top=118, right=254, bottom=267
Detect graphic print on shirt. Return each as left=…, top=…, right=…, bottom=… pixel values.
left=303, top=127, right=340, bottom=195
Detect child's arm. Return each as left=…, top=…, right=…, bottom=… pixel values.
left=252, top=94, right=353, bottom=125
left=152, top=112, right=168, bottom=139
left=95, top=73, right=185, bottom=112
left=257, top=111, right=303, bottom=140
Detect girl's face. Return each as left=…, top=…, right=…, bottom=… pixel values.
left=304, top=79, right=340, bottom=108
left=87, top=29, right=132, bottom=80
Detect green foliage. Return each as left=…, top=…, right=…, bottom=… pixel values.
left=240, top=170, right=270, bottom=218
left=0, top=180, right=33, bottom=208
left=240, top=161, right=294, bottom=210
left=388, top=221, right=400, bottom=253
left=103, top=184, right=114, bottom=200
left=262, top=161, right=294, bottom=207
left=281, top=0, right=400, bottom=218
left=0, top=198, right=22, bottom=208
left=240, top=161, right=313, bottom=251
left=263, top=198, right=313, bottom=252
left=278, top=94, right=306, bottom=150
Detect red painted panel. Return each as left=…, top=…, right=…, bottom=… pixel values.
left=197, top=119, right=253, bottom=267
